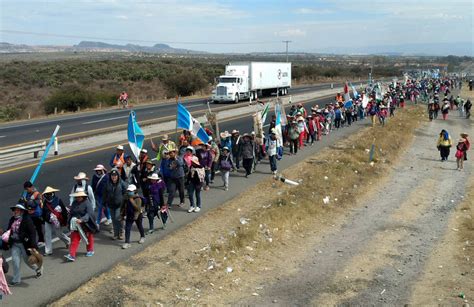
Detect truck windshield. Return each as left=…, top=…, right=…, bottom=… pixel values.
left=219, top=77, right=238, bottom=83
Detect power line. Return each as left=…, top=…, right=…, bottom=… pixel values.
left=0, top=29, right=283, bottom=45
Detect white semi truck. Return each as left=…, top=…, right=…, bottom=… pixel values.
left=211, top=62, right=291, bottom=103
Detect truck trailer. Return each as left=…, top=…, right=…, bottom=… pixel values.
left=211, top=62, right=291, bottom=103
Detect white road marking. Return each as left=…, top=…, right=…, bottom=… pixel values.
left=82, top=115, right=129, bottom=125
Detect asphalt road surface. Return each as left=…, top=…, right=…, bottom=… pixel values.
left=0, top=93, right=371, bottom=306
left=0, top=83, right=347, bottom=147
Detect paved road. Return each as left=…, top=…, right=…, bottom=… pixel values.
left=0, top=93, right=371, bottom=306
left=0, top=83, right=345, bottom=147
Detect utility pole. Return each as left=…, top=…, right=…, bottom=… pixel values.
left=282, top=40, right=292, bottom=62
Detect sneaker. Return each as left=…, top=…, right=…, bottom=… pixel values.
left=9, top=281, right=21, bottom=287
left=38, top=242, right=45, bottom=248
left=36, top=266, right=43, bottom=278
left=178, top=202, right=184, bottom=207
left=117, top=235, right=123, bottom=241
left=138, top=237, right=145, bottom=244
left=194, top=207, right=201, bottom=213
left=43, top=252, right=52, bottom=256
left=162, top=223, right=167, bottom=230
left=105, top=219, right=112, bottom=226
left=188, top=206, right=195, bottom=213
left=225, top=187, right=228, bottom=191
left=122, top=243, right=131, bottom=249
left=147, top=229, right=154, bottom=235
left=86, top=251, right=95, bottom=257
left=64, top=254, right=76, bottom=262
left=100, top=217, right=108, bottom=224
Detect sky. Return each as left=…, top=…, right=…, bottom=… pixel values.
left=0, top=0, right=473, bottom=55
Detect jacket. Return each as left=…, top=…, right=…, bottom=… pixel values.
left=68, top=199, right=97, bottom=233
left=91, top=173, right=108, bottom=203
left=102, top=178, right=128, bottom=209
left=196, top=149, right=213, bottom=169
left=148, top=180, right=165, bottom=208
left=437, top=135, right=452, bottom=147
left=239, top=140, right=255, bottom=160
left=7, top=214, right=37, bottom=251
left=121, top=195, right=143, bottom=221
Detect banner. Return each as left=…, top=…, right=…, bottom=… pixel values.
left=177, top=103, right=211, bottom=144
left=127, top=111, right=145, bottom=161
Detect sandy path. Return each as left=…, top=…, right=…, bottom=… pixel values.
left=241, top=108, right=473, bottom=305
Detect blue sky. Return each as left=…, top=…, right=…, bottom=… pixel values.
left=0, top=0, right=472, bottom=54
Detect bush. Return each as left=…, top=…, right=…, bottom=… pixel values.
left=0, top=104, right=22, bottom=121
left=164, top=69, right=208, bottom=96
left=44, top=84, right=94, bottom=114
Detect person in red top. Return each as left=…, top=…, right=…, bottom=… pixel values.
left=119, top=92, right=129, bottom=108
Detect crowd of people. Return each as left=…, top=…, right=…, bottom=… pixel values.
left=0, top=76, right=469, bottom=288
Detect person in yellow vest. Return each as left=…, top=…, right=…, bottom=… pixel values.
left=110, top=145, right=125, bottom=174
left=151, top=134, right=176, bottom=164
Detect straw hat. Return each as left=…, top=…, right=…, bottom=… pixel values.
left=42, top=186, right=60, bottom=194
left=461, top=133, right=469, bottom=138
left=162, top=134, right=169, bottom=141
left=220, top=131, right=231, bottom=138
left=73, top=172, right=89, bottom=180
left=10, top=204, right=27, bottom=211
left=27, top=248, right=43, bottom=267
left=191, top=156, right=200, bottom=165
left=231, top=129, right=239, bottom=134
left=222, top=146, right=230, bottom=151
left=116, top=145, right=124, bottom=151
left=140, top=148, right=148, bottom=154
left=70, top=189, right=88, bottom=198
left=145, top=159, right=154, bottom=165
left=185, top=146, right=194, bottom=152
left=127, top=184, right=137, bottom=192
left=93, top=164, right=107, bottom=171
left=147, top=173, right=160, bottom=180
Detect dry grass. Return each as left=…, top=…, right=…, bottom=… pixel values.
left=52, top=105, right=425, bottom=306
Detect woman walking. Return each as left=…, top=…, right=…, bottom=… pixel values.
left=187, top=156, right=205, bottom=213
left=120, top=184, right=145, bottom=249
left=455, top=137, right=469, bottom=171
left=436, top=129, right=452, bottom=161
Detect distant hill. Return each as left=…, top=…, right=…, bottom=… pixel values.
left=0, top=41, right=205, bottom=54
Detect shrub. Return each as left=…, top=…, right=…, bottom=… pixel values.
left=0, top=104, right=22, bottom=121
left=164, top=69, right=208, bottom=96
left=44, top=84, right=94, bottom=114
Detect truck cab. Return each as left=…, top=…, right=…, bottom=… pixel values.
left=212, top=75, right=248, bottom=103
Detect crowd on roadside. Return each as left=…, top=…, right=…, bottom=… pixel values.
left=0, top=76, right=469, bottom=291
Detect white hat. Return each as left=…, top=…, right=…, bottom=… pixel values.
left=94, top=164, right=107, bottom=171
left=43, top=186, right=60, bottom=194
left=147, top=173, right=160, bottom=180
left=73, top=172, right=89, bottom=180
left=127, top=184, right=137, bottom=192
left=116, top=145, right=124, bottom=150
left=10, top=204, right=27, bottom=211
left=220, top=131, right=231, bottom=138
left=185, top=146, right=194, bottom=152
left=140, top=148, right=148, bottom=153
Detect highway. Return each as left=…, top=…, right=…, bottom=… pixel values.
left=0, top=92, right=373, bottom=306
left=0, top=83, right=346, bottom=147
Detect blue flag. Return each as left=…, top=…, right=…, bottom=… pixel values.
left=128, top=111, right=145, bottom=161
left=177, top=103, right=210, bottom=143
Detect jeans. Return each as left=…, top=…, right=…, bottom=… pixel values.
left=204, top=169, right=211, bottom=186
left=31, top=216, right=44, bottom=243
left=242, top=158, right=253, bottom=175
left=110, top=207, right=123, bottom=238
left=269, top=155, right=277, bottom=172
left=148, top=205, right=167, bottom=230
left=167, top=177, right=185, bottom=205
left=289, top=139, right=298, bottom=154
left=187, top=183, right=202, bottom=208
left=96, top=197, right=111, bottom=224
left=221, top=170, right=230, bottom=188
left=125, top=215, right=145, bottom=243
left=11, top=242, right=38, bottom=283
left=69, top=230, right=94, bottom=257
left=44, top=223, right=70, bottom=254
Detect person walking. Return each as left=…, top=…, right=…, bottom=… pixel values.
left=455, top=137, right=469, bottom=171
left=70, top=172, right=96, bottom=210
left=437, top=129, right=452, bottom=161
left=91, top=164, right=111, bottom=227
left=120, top=184, right=145, bottom=249
left=187, top=156, right=205, bottom=213
left=6, top=204, right=43, bottom=285
left=165, top=149, right=186, bottom=206
left=64, top=189, right=97, bottom=262
left=465, top=99, right=472, bottom=119
left=103, top=168, right=127, bottom=240
left=41, top=186, right=69, bottom=256
left=239, top=134, right=255, bottom=177
left=266, top=130, right=278, bottom=174
left=218, top=147, right=234, bottom=191
left=441, top=100, right=450, bottom=120
left=287, top=121, right=300, bottom=155
left=22, top=181, right=44, bottom=246
left=146, top=173, right=167, bottom=233
left=230, top=130, right=241, bottom=169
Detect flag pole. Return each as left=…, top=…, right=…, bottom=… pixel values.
left=23, top=125, right=60, bottom=196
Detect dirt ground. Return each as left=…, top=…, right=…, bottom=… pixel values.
left=52, top=102, right=473, bottom=306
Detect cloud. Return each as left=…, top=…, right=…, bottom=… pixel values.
left=293, top=8, right=334, bottom=15
left=274, top=28, right=306, bottom=37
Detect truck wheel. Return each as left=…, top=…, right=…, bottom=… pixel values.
left=234, top=94, right=239, bottom=104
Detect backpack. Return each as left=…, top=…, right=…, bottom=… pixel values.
left=220, top=156, right=232, bottom=171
